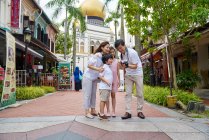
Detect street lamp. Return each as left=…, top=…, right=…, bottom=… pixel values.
left=23, top=27, right=32, bottom=70
left=70, top=60, right=74, bottom=76
left=77, top=56, right=80, bottom=63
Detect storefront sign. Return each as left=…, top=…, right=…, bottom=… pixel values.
left=11, top=0, right=20, bottom=28
left=1, top=31, right=16, bottom=107
left=58, top=62, right=71, bottom=90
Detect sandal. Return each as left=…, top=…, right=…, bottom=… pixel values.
left=91, top=112, right=98, bottom=116
left=106, top=113, right=111, bottom=117
left=112, top=113, right=116, bottom=118
left=85, top=113, right=94, bottom=119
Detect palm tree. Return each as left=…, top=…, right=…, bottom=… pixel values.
left=66, top=7, right=86, bottom=72
left=46, top=0, right=86, bottom=73
left=105, top=12, right=120, bottom=41
left=105, top=0, right=142, bottom=56
left=46, top=0, right=77, bottom=60
left=104, top=0, right=125, bottom=41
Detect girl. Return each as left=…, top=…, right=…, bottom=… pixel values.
left=106, top=47, right=120, bottom=117
left=82, top=41, right=110, bottom=119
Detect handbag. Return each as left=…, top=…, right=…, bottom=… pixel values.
left=79, top=73, right=83, bottom=80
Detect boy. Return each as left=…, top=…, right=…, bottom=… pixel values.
left=98, top=54, right=113, bottom=120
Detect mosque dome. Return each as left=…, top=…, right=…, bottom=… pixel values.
left=80, top=0, right=106, bottom=19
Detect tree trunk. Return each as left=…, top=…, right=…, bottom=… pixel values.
left=166, top=35, right=173, bottom=96
left=114, top=21, right=118, bottom=58
left=120, top=7, right=125, bottom=40
left=135, top=36, right=141, bottom=56
left=72, top=25, right=76, bottom=73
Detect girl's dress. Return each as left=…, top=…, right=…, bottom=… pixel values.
left=110, top=58, right=118, bottom=93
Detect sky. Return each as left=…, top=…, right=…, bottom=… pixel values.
left=39, top=0, right=118, bottom=31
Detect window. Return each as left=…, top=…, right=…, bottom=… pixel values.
left=23, top=16, right=29, bottom=28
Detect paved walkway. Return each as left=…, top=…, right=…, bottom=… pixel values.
left=0, top=91, right=209, bottom=140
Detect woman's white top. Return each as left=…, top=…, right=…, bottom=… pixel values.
left=99, top=64, right=113, bottom=90
left=121, top=48, right=143, bottom=76
left=84, top=52, right=103, bottom=80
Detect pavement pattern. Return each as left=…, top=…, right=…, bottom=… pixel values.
left=0, top=91, right=209, bottom=140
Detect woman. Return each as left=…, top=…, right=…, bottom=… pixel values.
left=73, top=67, right=83, bottom=91
left=83, top=41, right=110, bottom=119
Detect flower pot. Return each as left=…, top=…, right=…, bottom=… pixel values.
left=167, top=95, right=177, bottom=108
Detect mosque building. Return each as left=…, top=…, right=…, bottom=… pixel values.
left=74, top=0, right=114, bottom=72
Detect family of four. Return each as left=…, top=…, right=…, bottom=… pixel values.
left=82, top=39, right=145, bottom=120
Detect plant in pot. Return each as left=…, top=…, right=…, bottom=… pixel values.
left=176, top=70, right=201, bottom=92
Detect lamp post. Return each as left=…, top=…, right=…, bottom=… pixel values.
left=23, top=27, right=32, bottom=70
left=70, top=60, right=74, bottom=76
left=148, top=28, right=155, bottom=86
left=77, top=56, right=80, bottom=63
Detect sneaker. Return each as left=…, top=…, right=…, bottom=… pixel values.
left=98, top=113, right=108, bottom=120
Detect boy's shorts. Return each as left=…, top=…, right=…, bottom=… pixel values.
left=99, top=89, right=111, bottom=101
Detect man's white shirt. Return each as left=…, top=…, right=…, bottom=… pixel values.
left=121, top=48, right=143, bottom=76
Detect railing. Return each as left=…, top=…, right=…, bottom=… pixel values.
left=40, top=73, right=58, bottom=88
left=16, top=70, right=26, bottom=86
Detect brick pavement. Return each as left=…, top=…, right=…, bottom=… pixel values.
left=0, top=91, right=169, bottom=118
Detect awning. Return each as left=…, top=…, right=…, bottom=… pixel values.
left=141, top=43, right=167, bottom=61
left=15, top=40, right=43, bottom=59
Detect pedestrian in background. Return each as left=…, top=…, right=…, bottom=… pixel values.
left=82, top=41, right=110, bottom=119
left=74, top=66, right=83, bottom=91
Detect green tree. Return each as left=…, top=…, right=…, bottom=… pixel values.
left=105, top=11, right=120, bottom=41
left=120, top=0, right=209, bottom=95
left=60, top=5, right=86, bottom=72
left=55, top=32, right=72, bottom=54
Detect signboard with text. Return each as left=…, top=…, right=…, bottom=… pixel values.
left=0, top=31, right=16, bottom=107
left=11, top=0, right=20, bottom=28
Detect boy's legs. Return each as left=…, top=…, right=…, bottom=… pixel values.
left=99, top=89, right=110, bottom=119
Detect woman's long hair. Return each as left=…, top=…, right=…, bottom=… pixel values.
left=94, top=41, right=109, bottom=54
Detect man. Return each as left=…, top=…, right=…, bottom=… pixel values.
left=114, top=39, right=145, bottom=119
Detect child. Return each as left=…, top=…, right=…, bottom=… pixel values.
left=106, top=47, right=120, bottom=117
left=98, top=54, right=113, bottom=120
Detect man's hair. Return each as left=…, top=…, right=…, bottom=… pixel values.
left=114, top=39, right=125, bottom=49
left=102, top=54, right=113, bottom=64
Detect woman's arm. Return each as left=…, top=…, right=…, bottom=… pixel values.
left=88, top=65, right=104, bottom=72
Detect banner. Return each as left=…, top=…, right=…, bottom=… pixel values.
left=58, top=62, right=71, bottom=90
left=11, top=0, right=20, bottom=28
left=1, top=31, right=16, bottom=107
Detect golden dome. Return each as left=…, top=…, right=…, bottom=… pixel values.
left=80, top=0, right=106, bottom=19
